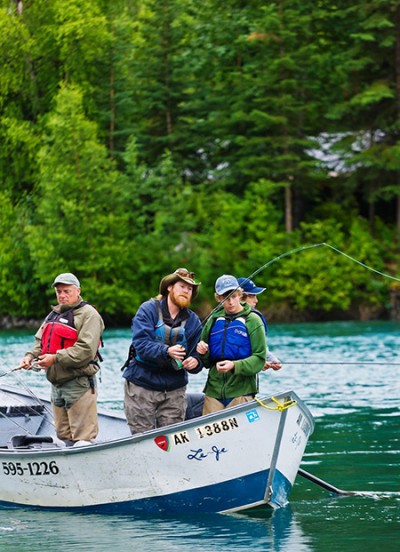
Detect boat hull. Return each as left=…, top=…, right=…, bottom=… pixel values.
left=0, top=390, right=313, bottom=514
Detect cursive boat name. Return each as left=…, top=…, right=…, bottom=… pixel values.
left=2, top=460, right=60, bottom=476
left=187, top=445, right=227, bottom=462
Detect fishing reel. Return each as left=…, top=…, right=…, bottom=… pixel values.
left=30, top=361, right=42, bottom=372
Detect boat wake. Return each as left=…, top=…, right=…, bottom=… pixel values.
left=350, top=490, right=400, bottom=500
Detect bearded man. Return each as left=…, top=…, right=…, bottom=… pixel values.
left=122, top=268, right=203, bottom=433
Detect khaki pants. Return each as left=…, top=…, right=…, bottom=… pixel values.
left=51, top=378, right=98, bottom=442
left=202, top=395, right=254, bottom=415
left=124, top=380, right=187, bottom=434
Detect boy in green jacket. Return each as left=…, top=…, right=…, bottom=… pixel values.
left=197, top=275, right=266, bottom=415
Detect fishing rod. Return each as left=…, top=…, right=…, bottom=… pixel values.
left=0, top=365, right=25, bottom=378
left=0, top=359, right=42, bottom=378
left=187, top=241, right=400, bottom=359
left=0, top=360, right=54, bottom=420
left=281, top=361, right=400, bottom=365
left=200, top=241, right=400, bottom=326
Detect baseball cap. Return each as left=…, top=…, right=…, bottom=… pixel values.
left=237, top=277, right=266, bottom=295
left=52, top=273, right=80, bottom=287
left=215, top=275, right=240, bottom=295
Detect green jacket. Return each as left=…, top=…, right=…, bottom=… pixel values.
left=200, top=302, right=266, bottom=399
left=27, top=297, right=105, bottom=385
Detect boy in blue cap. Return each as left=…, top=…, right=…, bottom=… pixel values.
left=197, top=275, right=266, bottom=414
left=237, top=277, right=282, bottom=371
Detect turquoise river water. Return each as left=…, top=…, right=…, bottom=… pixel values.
left=0, top=320, right=398, bottom=551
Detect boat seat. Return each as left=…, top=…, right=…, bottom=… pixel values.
left=8, top=434, right=57, bottom=449
left=186, top=393, right=204, bottom=419
left=0, top=405, right=45, bottom=417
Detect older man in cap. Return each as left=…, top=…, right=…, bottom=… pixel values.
left=20, top=273, right=104, bottom=443
left=123, top=268, right=203, bottom=434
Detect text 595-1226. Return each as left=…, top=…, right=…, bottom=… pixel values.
left=2, top=460, right=59, bottom=476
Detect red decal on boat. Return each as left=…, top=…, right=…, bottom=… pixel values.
left=154, top=435, right=170, bottom=452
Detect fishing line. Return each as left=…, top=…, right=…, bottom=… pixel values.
left=0, top=407, right=38, bottom=436
left=0, top=360, right=54, bottom=420
left=188, top=242, right=400, bottom=359
left=0, top=378, right=54, bottom=423
left=243, top=241, right=400, bottom=287
left=202, top=241, right=400, bottom=326
left=0, top=387, right=54, bottom=436
left=0, top=376, right=54, bottom=437
left=278, top=361, right=400, bottom=366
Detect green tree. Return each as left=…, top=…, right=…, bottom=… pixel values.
left=0, top=6, right=40, bottom=198
left=174, top=0, right=338, bottom=231
left=324, top=0, right=400, bottom=232
left=26, top=84, right=134, bottom=315
left=0, top=190, right=45, bottom=316
left=120, top=0, right=192, bottom=164
left=122, top=139, right=203, bottom=305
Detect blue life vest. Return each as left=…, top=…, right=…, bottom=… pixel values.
left=154, top=303, right=187, bottom=348
left=208, top=315, right=251, bottom=363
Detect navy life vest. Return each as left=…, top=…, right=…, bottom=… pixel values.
left=135, top=299, right=187, bottom=363
left=208, top=314, right=252, bottom=363
left=154, top=300, right=187, bottom=346
left=121, top=299, right=188, bottom=370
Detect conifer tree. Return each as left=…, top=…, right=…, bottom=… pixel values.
left=26, top=84, right=135, bottom=314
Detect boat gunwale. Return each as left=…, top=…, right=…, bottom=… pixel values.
left=0, top=389, right=314, bottom=457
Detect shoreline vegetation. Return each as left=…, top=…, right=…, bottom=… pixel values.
left=2, top=290, right=400, bottom=331
left=1, top=2, right=400, bottom=326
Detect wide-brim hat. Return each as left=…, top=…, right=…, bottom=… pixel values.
left=159, top=268, right=201, bottom=300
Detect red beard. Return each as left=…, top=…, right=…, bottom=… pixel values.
left=170, top=290, right=191, bottom=309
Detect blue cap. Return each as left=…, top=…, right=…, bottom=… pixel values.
left=237, top=277, right=266, bottom=295
left=215, top=275, right=240, bottom=295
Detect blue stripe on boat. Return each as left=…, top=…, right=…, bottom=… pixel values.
left=0, top=469, right=291, bottom=514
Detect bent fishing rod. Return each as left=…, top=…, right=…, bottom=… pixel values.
left=202, top=241, right=400, bottom=326
left=281, top=361, right=400, bottom=365
left=186, top=241, right=400, bottom=359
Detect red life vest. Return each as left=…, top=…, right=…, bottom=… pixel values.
left=41, top=303, right=86, bottom=355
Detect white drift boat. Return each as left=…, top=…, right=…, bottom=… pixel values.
left=0, top=384, right=314, bottom=514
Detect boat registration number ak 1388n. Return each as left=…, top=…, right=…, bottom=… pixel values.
left=195, top=417, right=239, bottom=439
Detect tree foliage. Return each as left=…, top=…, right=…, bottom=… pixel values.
left=0, top=0, right=399, bottom=323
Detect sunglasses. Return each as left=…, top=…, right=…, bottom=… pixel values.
left=175, top=269, right=195, bottom=280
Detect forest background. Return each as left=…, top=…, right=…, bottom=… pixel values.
left=1, top=0, right=400, bottom=327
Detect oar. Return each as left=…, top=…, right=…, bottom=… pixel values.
left=297, top=467, right=356, bottom=496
